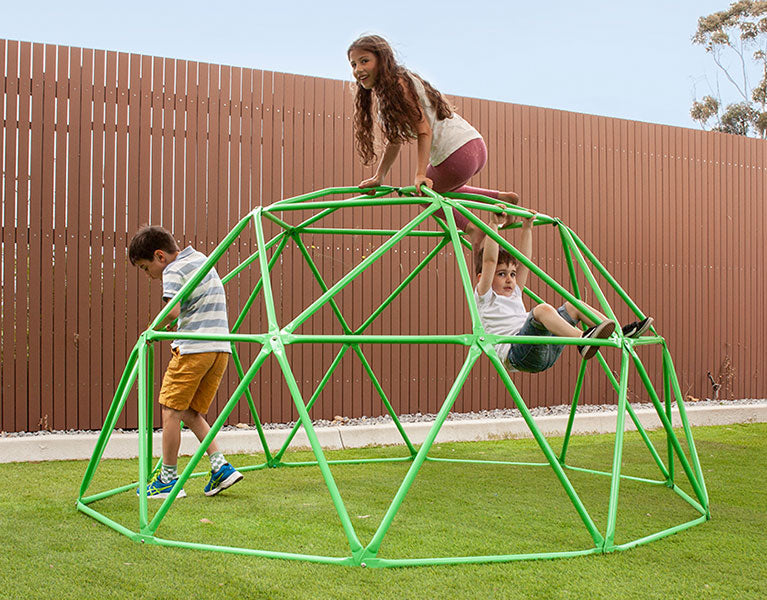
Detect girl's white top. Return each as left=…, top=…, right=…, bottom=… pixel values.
left=408, top=73, right=482, bottom=166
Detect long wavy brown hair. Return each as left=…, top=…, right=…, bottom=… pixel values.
left=348, top=35, right=453, bottom=166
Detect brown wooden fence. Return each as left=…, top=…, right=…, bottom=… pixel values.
left=1, top=38, right=765, bottom=434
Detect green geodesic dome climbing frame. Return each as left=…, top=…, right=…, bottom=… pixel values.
left=77, top=186, right=710, bottom=568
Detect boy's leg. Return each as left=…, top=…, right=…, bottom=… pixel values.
left=178, top=407, right=220, bottom=454
left=161, top=406, right=185, bottom=467
left=563, top=301, right=608, bottom=328
left=186, top=352, right=244, bottom=495
left=532, top=303, right=582, bottom=337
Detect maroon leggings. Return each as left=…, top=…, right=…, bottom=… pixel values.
left=428, top=137, right=501, bottom=230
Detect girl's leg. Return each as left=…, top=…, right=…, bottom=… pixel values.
left=428, top=138, right=488, bottom=231
left=428, top=138, right=518, bottom=242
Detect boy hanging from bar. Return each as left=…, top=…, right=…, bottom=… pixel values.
left=474, top=209, right=653, bottom=373
left=129, top=225, right=243, bottom=498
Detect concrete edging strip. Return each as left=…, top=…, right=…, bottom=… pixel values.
left=1, top=402, right=766, bottom=464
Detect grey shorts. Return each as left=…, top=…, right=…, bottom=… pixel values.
left=506, top=304, right=577, bottom=373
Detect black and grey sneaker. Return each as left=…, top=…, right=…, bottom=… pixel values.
left=621, top=317, right=654, bottom=339
left=578, top=320, right=616, bottom=359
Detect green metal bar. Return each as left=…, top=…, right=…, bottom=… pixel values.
left=364, top=345, right=482, bottom=557
left=662, top=346, right=709, bottom=509
left=146, top=331, right=270, bottom=344
left=299, top=227, right=446, bottom=237
left=563, top=464, right=667, bottom=485
left=629, top=348, right=708, bottom=508
left=367, top=547, right=601, bottom=568
left=604, top=349, right=630, bottom=549
left=483, top=344, right=605, bottom=548
left=557, top=222, right=588, bottom=465
left=557, top=224, right=617, bottom=324
left=230, top=235, right=289, bottom=333
left=663, top=352, right=675, bottom=483
left=522, top=287, right=545, bottom=305
left=559, top=222, right=583, bottom=299
left=150, top=535, right=356, bottom=566
left=274, top=197, right=431, bottom=211
left=279, top=456, right=415, bottom=468
left=610, top=515, right=708, bottom=552
left=270, top=336, right=364, bottom=555
left=76, top=501, right=143, bottom=541
left=136, top=338, right=150, bottom=533
left=559, top=359, right=588, bottom=464
left=252, top=208, right=280, bottom=333
left=268, top=204, right=341, bottom=232
left=80, top=482, right=144, bottom=504
left=284, top=333, right=474, bottom=345
left=671, top=484, right=706, bottom=514
left=78, top=344, right=140, bottom=498
left=145, top=342, right=155, bottom=483
left=259, top=210, right=292, bottom=232
left=264, top=185, right=397, bottom=208
left=285, top=204, right=440, bottom=334
left=426, top=456, right=549, bottom=467
left=438, top=195, right=485, bottom=332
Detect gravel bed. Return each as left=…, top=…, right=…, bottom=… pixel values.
left=2, top=398, right=764, bottom=438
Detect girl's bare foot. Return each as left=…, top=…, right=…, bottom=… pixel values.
left=498, top=191, right=520, bottom=205
left=498, top=191, right=520, bottom=227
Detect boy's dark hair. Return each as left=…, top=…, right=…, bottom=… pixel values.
left=128, top=225, right=179, bottom=265
left=475, top=246, right=516, bottom=275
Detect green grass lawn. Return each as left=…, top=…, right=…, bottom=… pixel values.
left=1, top=423, right=765, bottom=600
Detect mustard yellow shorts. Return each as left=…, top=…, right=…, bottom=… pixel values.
left=158, top=349, right=229, bottom=414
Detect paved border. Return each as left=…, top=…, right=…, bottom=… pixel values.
left=2, top=402, right=766, bottom=463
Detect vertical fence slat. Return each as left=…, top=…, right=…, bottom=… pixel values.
left=100, top=50, right=118, bottom=426
left=89, top=49, right=106, bottom=427
left=64, top=46, right=82, bottom=428
left=77, top=48, right=93, bottom=428
left=13, top=43, right=30, bottom=430
left=51, top=45, right=69, bottom=430
left=114, top=51, right=130, bottom=427
left=2, top=40, right=17, bottom=431
left=28, top=42, right=44, bottom=431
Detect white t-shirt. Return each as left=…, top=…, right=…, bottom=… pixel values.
left=474, top=286, right=528, bottom=361
left=408, top=73, right=482, bottom=166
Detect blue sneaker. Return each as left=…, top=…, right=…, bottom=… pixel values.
left=138, top=474, right=187, bottom=499
left=204, top=463, right=243, bottom=496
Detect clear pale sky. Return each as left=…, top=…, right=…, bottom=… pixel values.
left=3, top=0, right=735, bottom=130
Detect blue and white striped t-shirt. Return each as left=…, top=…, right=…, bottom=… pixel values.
left=162, top=246, right=231, bottom=354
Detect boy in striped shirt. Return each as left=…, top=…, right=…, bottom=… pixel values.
left=129, top=225, right=243, bottom=499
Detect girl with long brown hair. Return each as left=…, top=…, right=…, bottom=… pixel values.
left=347, top=34, right=520, bottom=244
